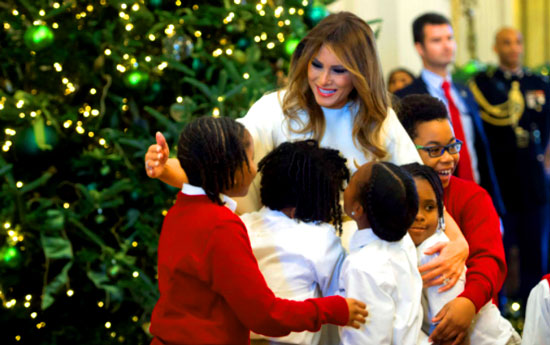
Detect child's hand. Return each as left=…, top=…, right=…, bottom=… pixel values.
left=145, top=132, right=169, bottom=178
left=429, top=297, right=474, bottom=345
left=344, top=298, right=368, bottom=329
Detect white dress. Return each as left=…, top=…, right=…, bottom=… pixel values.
left=236, top=90, right=422, bottom=214
left=241, top=207, right=346, bottom=345
left=418, top=230, right=517, bottom=345
left=338, top=229, right=423, bottom=345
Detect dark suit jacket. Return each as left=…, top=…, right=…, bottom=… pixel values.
left=395, top=77, right=506, bottom=215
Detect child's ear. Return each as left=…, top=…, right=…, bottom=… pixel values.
left=351, top=203, right=364, bottom=219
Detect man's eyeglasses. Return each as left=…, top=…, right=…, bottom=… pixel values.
left=415, top=140, right=463, bottom=158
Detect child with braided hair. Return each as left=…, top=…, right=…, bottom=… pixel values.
left=149, top=117, right=367, bottom=345
left=243, top=139, right=349, bottom=345
left=338, top=161, right=424, bottom=345
left=402, top=163, right=519, bottom=345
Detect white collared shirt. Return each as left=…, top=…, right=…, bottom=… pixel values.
left=338, top=229, right=423, bottom=345
left=181, top=183, right=237, bottom=212
left=418, top=230, right=516, bottom=344
left=421, top=69, right=480, bottom=183
left=515, top=277, right=550, bottom=345
left=241, top=207, right=346, bottom=345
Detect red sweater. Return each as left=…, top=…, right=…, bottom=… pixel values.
left=444, top=176, right=507, bottom=312
left=150, top=193, right=349, bottom=345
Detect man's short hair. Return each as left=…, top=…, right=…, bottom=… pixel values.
left=413, top=13, right=451, bottom=44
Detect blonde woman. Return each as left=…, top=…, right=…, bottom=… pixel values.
left=145, top=12, right=467, bottom=300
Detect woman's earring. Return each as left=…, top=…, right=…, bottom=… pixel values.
left=351, top=211, right=356, bottom=216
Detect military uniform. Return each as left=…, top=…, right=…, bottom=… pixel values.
left=471, top=67, right=550, bottom=302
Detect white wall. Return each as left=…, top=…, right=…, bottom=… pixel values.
left=328, top=0, right=514, bottom=81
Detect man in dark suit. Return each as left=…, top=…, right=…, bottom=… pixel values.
left=395, top=13, right=504, bottom=215
left=470, top=27, right=550, bottom=303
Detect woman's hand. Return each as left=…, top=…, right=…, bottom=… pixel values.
left=344, top=298, right=368, bottom=329
left=419, top=211, right=468, bottom=292
left=429, top=297, right=475, bottom=345
left=144, top=132, right=188, bottom=188
left=145, top=132, right=170, bottom=178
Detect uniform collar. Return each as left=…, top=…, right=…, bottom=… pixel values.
left=181, top=183, right=237, bottom=212
left=348, top=227, right=379, bottom=253
left=499, top=66, right=524, bottom=79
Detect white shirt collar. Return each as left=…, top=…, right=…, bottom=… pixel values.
left=421, top=69, right=450, bottom=88
left=181, top=183, right=237, bottom=212
left=348, top=227, right=379, bottom=253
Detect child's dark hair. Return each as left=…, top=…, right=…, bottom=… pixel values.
left=397, top=94, right=448, bottom=139
left=258, top=140, right=349, bottom=235
left=387, top=68, right=415, bottom=84
left=358, top=162, right=418, bottom=242
left=401, top=163, right=444, bottom=220
left=177, top=116, right=250, bottom=205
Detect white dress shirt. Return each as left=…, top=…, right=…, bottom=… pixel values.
left=522, top=277, right=550, bottom=345
left=240, top=207, right=346, bottom=345
left=236, top=91, right=422, bottom=214
left=418, top=230, right=516, bottom=345
left=421, top=69, right=480, bottom=183
left=338, top=229, right=423, bottom=345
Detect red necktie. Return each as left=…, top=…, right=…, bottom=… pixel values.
left=441, top=80, right=475, bottom=181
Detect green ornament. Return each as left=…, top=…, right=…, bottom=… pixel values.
left=24, top=25, right=54, bottom=50
left=452, top=59, right=487, bottom=84
left=192, top=58, right=205, bottom=72
left=306, top=3, right=329, bottom=26
left=149, top=0, right=162, bottom=7
left=1, top=246, right=21, bottom=268
left=284, top=38, right=301, bottom=56
left=108, top=265, right=120, bottom=277
left=15, top=120, right=58, bottom=156
left=236, top=37, right=251, bottom=50
left=124, top=70, right=149, bottom=90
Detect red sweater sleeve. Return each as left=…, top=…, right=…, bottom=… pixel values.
left=452, top=186, right=507, bottom=312
left=206, top=218, right=349, bottom=336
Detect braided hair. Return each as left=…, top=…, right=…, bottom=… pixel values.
left=357, top=162, right=418, bottom=242
left=401, top=163, right=444, bottom=221
left=177, top=116, right=250, bottom=205
left=258, top=140, right=350, bottom=235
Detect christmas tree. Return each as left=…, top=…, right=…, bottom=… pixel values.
left=0, top=0, right=333, bottom=343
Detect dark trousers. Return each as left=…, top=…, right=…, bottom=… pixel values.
left=502, top=204, right=550, bottom=303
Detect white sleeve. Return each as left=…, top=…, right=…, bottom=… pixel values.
left=522, top=279, right=550, bottom=345
left=417, top=232, right=465, bottom=333
left=383, top=108, right=422, bottom=165
left=235, top=92, right=283, bottom=213
left=313, top=225, right=346, bottom=297
left=339, top=263, right=396, bottom=345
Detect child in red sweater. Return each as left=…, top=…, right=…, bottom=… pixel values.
left=149, top=116, right=367, bottom=345
left=397, top=94, right=508, bottom=344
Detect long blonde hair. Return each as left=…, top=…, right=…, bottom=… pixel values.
left=282, top=12, right=390, bottom=159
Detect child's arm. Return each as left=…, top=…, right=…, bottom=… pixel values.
left=340, top=263, right=408, bottom=345
left=418, top=210, right=468, bottom=291
left=145, top=132, right=188, bottom=188
left=313, top=226, right=346, bottom=297
left=522, top=276, right=550, bottom=345
left=428, top=297, right=474, bottom=345
left=207, top=220, right=366, bottom=336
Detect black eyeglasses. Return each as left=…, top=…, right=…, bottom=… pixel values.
left=415, top=139, right=463, bottom=158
